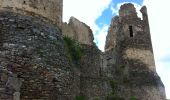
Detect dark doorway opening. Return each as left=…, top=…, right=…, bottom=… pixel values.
left=129, top=26, right=133, bottom=37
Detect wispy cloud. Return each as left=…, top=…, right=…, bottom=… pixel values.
left=94, top=25, right=109, bottom=51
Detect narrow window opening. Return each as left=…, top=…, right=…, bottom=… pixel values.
left=23, top=1, right=26, bottom=4
left=129, top=26, right=133, bottom=37
left=44, top=7, right=46, bottom=10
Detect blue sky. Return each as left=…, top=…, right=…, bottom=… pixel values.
left=95, top=0, right=143, bottom=29
left=63, top=0, right=170, bottom=99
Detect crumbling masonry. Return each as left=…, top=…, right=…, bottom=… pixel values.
left=0, top=0, right=166, bottom=100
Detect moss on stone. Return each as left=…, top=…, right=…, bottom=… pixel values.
left=63, top=36, right=82, bottom=62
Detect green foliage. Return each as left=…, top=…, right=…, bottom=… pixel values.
left=75, top=96, right=86, bottom=100
left=130, top=96, right=138, bottom=100
left=63, top=36, right=82, bottom=61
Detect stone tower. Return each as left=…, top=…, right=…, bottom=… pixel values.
left=104, top=3, right=166, bottom=100
left=0, top=0, right=63, bottom=28
left=105, top=3, right=155, bottom=71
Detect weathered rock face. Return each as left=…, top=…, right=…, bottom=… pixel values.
left=0, top=0, right=63, bottom=28
left=0, top=11, right=77, bottom=100
left=62, top=17, right=94, bottom=45
left=104, top=3, right=166, bottom=100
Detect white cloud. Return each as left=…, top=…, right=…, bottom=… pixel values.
left=111, top=6, right=117, bottom=15
left=63, top=0, right=112, bottom=35
left=95, top=25, right=109, bottom=51
left=143, top=0, right=170, bottom=99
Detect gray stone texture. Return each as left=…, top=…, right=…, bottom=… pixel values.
left=79, top=45, right=111, bottom=99
left=62, top=17, right=95, bottom=45
left=0, top=0, right=63, bottom=29
left=0, top=11, right=76, bottom=100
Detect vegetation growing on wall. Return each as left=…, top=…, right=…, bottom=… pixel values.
left=63, top=36, right=82, bottom=62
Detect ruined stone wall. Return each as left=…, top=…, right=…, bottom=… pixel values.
left=119, top=3, right=138, bottom=21
left=62, top=17, right=95, bottom=45
left=0, top=11, right=78, bottom=100
left=0, top=1, right=166, bottom=100
left=79, top=45, right=111, bottom=100
left=0, top=0, right=63, bottom=28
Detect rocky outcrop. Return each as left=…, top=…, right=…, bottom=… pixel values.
left=62, top=17, right=94, bottom=45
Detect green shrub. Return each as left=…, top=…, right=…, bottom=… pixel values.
left=63, top=36, right=82, bottom=61
left=75, top=95, right=86, bottom=100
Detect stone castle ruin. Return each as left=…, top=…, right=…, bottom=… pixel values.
left=0, top=0, right=166, bottom=100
